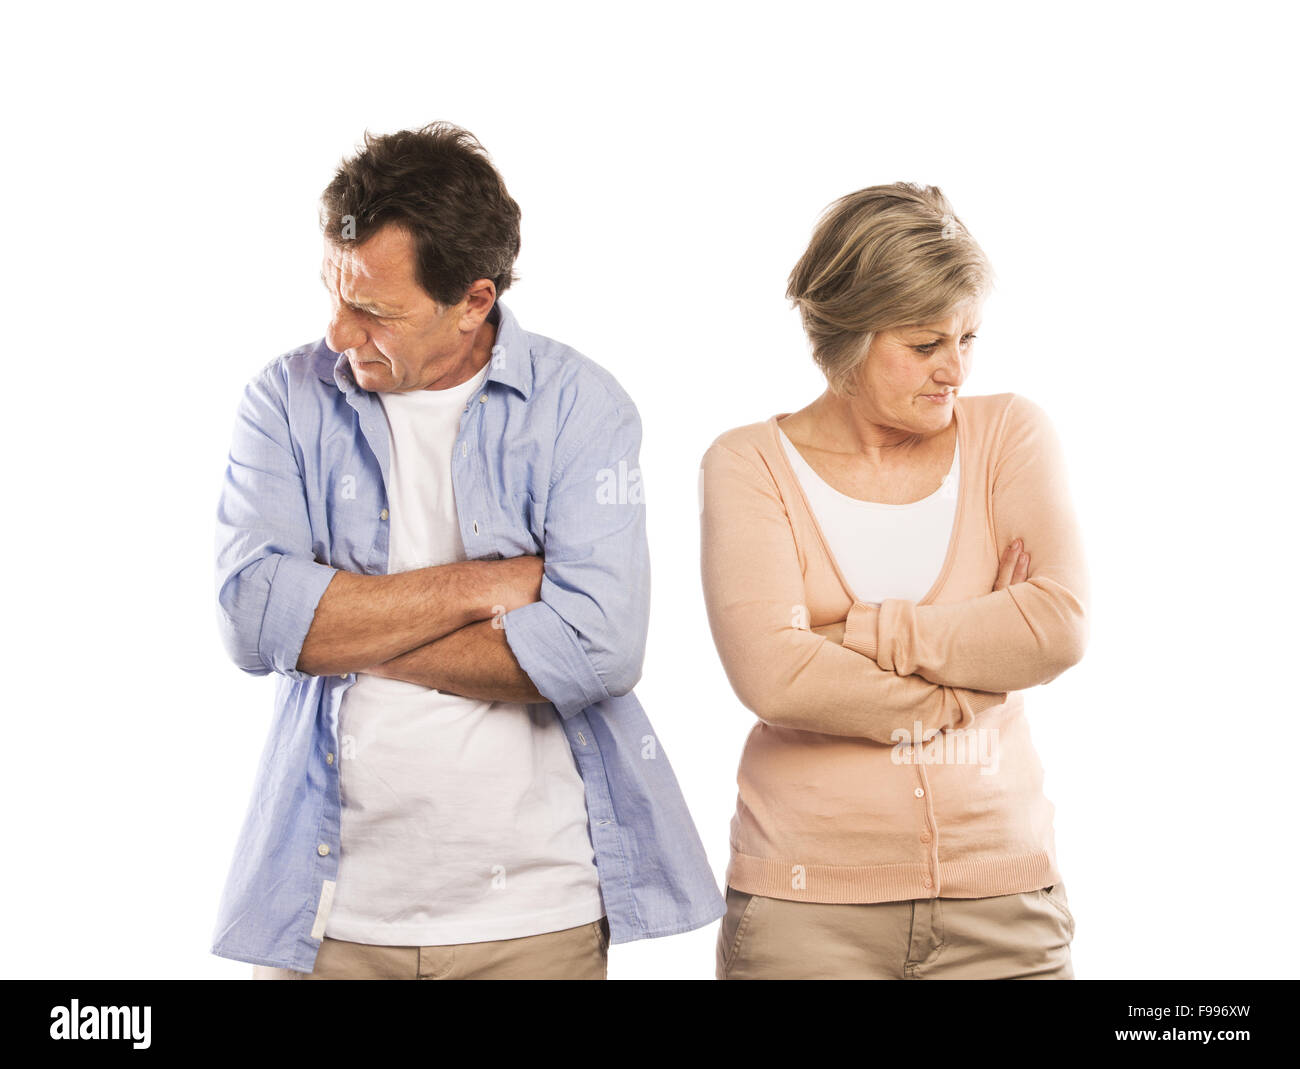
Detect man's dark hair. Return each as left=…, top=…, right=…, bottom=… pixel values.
left=320, top=122, right=521, bottom=304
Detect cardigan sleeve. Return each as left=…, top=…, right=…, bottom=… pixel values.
left=700, top=437, right=1009, bottom=745
left=841, top=394, right=1090, bottom=692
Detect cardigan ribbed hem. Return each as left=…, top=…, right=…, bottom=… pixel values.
left=726, top=849, right=1060, bottom=903
left=842, top=601, right=879, bottom=660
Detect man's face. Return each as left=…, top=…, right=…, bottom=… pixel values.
left=321, top=223, right=477, bottom=393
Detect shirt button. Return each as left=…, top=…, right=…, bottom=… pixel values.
left=479, top=394, right=487, bottom=404
left=326, top=753, right=335, bottom=766
left=379, top=508, right=389, bottom=521
left=914, top=787, right=925, bottom=798
left=317, top=844, right=330, bottom=857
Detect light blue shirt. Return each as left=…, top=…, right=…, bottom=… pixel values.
left=212, top=300, right=724, bottom=971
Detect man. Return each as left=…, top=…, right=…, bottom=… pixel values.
left=212, top=122, right=723, bottom=979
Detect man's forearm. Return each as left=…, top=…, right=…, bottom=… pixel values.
left=297, top=558, right=539, bottom=676
left=364, top=619, right=546, bottom=704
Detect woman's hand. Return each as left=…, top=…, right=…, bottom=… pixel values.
left=994, top=538, right=1030, bottom=591
left=811, top=620, right=846, bottom=644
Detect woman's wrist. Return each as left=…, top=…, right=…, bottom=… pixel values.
left=842, top=602, right=881, bottom=659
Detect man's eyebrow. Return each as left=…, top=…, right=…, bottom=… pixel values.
left=318, top=269, right=400, bottom=315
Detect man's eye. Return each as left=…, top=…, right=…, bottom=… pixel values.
left=962, top=333, right=978, bottom=343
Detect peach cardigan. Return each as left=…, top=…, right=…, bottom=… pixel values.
left=699, top=393, right=1090, bottom=902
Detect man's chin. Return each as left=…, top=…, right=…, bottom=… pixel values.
left=351, top=361, right=392, bottom=390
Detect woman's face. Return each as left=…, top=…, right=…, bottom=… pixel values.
left=851, top=302, right=981, bottom=434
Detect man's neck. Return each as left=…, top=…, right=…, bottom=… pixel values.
left=415, top=313, right=497, bottom=391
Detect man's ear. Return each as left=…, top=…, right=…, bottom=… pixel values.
left=460, top=279, right=497, bottom=329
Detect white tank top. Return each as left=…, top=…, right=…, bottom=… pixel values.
left=778, top=425, right=959, bottom=604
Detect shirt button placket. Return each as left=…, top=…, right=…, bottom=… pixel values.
left=913, top=771, right=938, bottom=893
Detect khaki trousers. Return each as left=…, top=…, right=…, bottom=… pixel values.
left=253, top=916, right=609, bottom=980
left=717, top=884, right=1076, bottom=979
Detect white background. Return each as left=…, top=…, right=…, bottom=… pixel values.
left=2, top=0, right=1295, bottom=979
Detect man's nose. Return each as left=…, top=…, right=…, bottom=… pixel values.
left=326, top=307, right=366, bottom=356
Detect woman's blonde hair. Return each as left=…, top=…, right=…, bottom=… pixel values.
left=787, top=183, right=994, bottom=396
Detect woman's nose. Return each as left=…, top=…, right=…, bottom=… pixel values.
left=936, top=348, right=968, bottom=385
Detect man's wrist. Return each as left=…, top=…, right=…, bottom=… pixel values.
left=441, top=560, right=505, bottom=630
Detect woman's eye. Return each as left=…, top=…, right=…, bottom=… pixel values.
left=916, top=334, right=975, bottom=354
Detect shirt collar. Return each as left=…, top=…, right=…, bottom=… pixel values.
left=316, top=299, right=533, bottom=400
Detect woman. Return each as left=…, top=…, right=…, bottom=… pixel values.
left=699, top=183, right=1090, bottom=979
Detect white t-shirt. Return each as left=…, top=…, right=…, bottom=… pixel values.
left=778, top=425, right=960, bottom=604
left=324, top=360, right=604, bottom=947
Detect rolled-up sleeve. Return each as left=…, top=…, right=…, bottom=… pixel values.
left=503, top=401, right=650, bottom=718
left=215, top=365, right=337, bottom=678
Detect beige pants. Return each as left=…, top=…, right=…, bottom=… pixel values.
left=717, top=884, right=1076, bottom=979
left=253, top=917, right=609, bottom=980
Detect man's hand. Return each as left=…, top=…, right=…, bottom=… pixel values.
left=491, top=554, right=544, bottom=614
